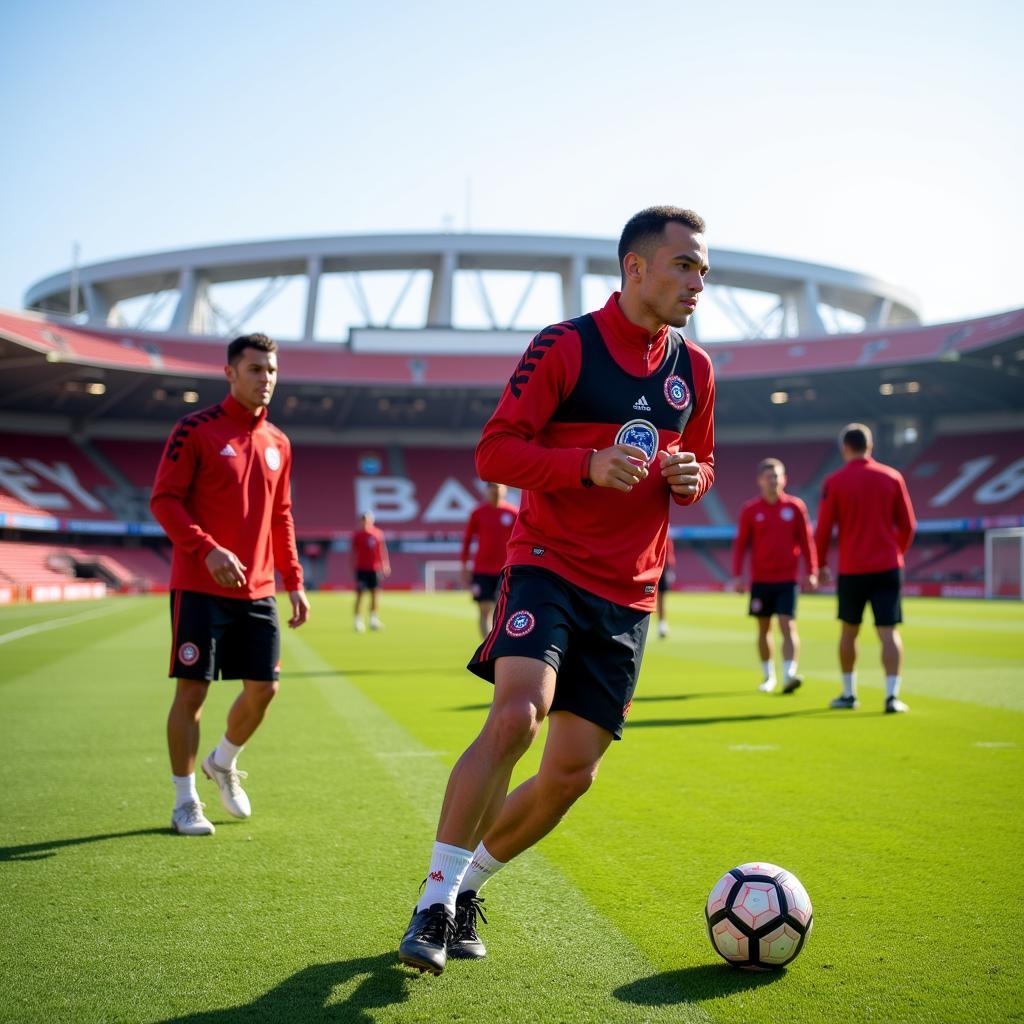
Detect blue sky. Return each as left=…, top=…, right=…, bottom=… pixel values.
left=1, top=0, right=1021, bottom=332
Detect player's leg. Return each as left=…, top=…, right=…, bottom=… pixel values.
left=166, top=591, right=219, bottom=835
left=353, top=577, right=365, bottom=632
left=202, top=597, right=281, bottom=818
left=399, top=655, right=555, bottom=973
left=656, top=585, right=669, bottom=638
left=873, top=570, right=907, bottom=712
left=831, top=575, right=866, bottom=708
left=756, top=616, right=776, bottom=691
left=369, top=582, right=383, bottom=630
left=778, top=584, right=801, bottom=692
left=478, top=600, right=495, bottom=640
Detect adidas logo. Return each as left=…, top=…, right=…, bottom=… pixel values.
left=219, top=444, right=237, bottom=457
left=633, top=395, right=652, bottom=411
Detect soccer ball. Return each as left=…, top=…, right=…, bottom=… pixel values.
left=705, top=862, right=813, bottom=970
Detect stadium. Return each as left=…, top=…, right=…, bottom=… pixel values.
left=3, top=231, right=1023, bottom=601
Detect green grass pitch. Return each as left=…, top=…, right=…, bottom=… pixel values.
left=1, top=591, right=1022, bottom=1023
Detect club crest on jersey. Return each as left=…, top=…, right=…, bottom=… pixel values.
left=780, top=506, right=794, bottom=521
left=615, top=418, right=658, bottom=463
left=264, top=446, right=281, bottom=471
left=664, top=375, right=691, bottom=411
left=178, top=642, right=200, bottom=666
left=505, top=609, right=536, bottom=638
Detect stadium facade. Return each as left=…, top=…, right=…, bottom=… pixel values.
left=2, top=233, right=1022, bottom=602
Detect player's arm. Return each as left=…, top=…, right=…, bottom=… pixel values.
left=894, top=475, right=917, bottom=553
left=662, top=346, right=715, bottom=505
left=476, top=325, right=596, bottom=492
left=730, top=506, right=750, bottom=591
left=380, top=533, right=391, bottom=577
left=270, top=442, right=308, bottom=627
left=150, top=421, right=247, bottom=587
left=814, top=482, right=836, bottom=582
left=795, top=499, right=819, bottom=588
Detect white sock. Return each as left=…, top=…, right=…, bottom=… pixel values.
left=762, top=660, right=776, bottom=682
left=842, top=672, right=856, bottom=697
left=416, top=842, right=473, bottom=914
left=214, top=735, right=243, bottom=770
left=172, top=773, right=199, bottom=807
left=459, top=842, right=506, bottom=895
left=886, top=675, right=901, bottom=698
left=784, top=660, right=797, bottom=680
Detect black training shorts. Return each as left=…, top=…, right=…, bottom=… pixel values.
left=355, top=569, right=379, bottom=592
left=837, top=568, right=903, bottom=627
left=748, top=581, right=798, bottom=618
left=169, top=590, right=281, bottom=682
left=471, top=572, right=501, bottom=603
left=467, top=565, right=650, bottom=740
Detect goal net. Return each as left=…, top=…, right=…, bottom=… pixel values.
left=985, top=527, right=1024, bottom=599
left=424, top=560, right=465, bottom=593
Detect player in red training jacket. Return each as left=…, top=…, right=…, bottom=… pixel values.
left=151, top=333, right=309, bottom=838
left=351, top=511, right=390, bottom=632
left=815, top=423, right=916, bottom=714
left=731, top=458, right=818, bottom=693
left=461, top=482, right=519, bottom=639
left=399, top=206, right=715, bottom=975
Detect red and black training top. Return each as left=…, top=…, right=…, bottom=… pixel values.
left=732, top=493, right=817, bottom=583
left=815, top=456, right=917, bottom=575
left=461, top=501, right=519, bottom=575
left=476, top=292, right=716, bottom=611
left=150, top=394, right=303, bottom=600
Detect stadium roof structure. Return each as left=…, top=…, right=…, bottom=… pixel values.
left=1, top=305, right=1022, bottom=434
left=25, top=232, right=921, bottom=342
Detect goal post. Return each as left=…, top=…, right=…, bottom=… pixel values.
left=424, top=560, right=466, bottom=593
left=984, top=527, right=1024, bottom=600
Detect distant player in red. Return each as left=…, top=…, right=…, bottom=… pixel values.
left=151, top=333, right=310, bottom=837
left=815, top=423, right=917, bottom=713
left=461, top=482, right=519, bottom=639
left=730, top=458, right=818, bottom=693
left=656, top=538, right=677, bottom=638
left=351, top=511, right=390, bottom=632
left=398, top=206, right=715, bottom=975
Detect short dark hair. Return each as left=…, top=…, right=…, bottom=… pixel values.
left=841, top=423, right=873, bottom=453
left=618, top=206, right=706, bottom=278
left=227, top=332, right=277, bottom=366
left=758, top=458, right=786, bottom=476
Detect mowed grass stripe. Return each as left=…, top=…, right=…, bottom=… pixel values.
left=284, top=628, right=712, bottom=1024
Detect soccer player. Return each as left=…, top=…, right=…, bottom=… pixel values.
left=398, top=206, right=715, bottom=975
left=656, top=538, right=676, bottom=638
left=351, top=511, right=390, bottom=632
left=815, top=423, right=916, bottom=713
left=461, top=482, right=519, bottom=639
left=151, top=333, right=309, bottom=837
left=730, top=458, right=818, bottom=693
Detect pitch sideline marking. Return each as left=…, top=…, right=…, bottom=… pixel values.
left=0, top=601, right=131, bottom=647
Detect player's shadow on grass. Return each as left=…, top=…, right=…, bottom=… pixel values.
left=455, top=691, right=799, bottom=712
left=614, top=963, right=783, bottom=1006
left=157, top=952, right=410, bottom=1024
left=0, top=827, right=170, bottom=863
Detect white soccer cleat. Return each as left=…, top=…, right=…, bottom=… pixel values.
left=171, top=799, right=215, bottom=836
left=369, top=614, right=383, bottom=631
left=758, top=679, right=777, bottom=693
left=885, top=696, right=910, bottom=714
left=354, top=617, right=366, bottom=633
left=657, top=621, right=669, bottom=639
left=201, top=753, right=252, bottom=819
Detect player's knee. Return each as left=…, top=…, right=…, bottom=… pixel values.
left=548, top=762, right=599, bottom=809
left=252, top=680, right=279, bottom=706
left=175, top=681, right=208, bottom=715
left=488, top=701, right=544, bottom=758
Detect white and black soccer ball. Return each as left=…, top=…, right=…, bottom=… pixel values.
left=705, top=862, right=813, bottom=970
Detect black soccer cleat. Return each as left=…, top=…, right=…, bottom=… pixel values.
left=398, top=902, right=456, bottom=975
left=781, top=675, right=802, bottom=695
left=885, top=696, right=910, bottom=714
left=829, top=694, right=859, bottom=710
left=449, top=890, right=488, bottom=959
